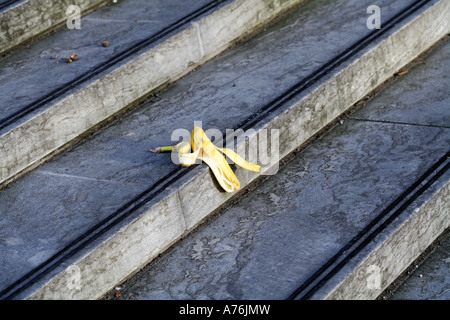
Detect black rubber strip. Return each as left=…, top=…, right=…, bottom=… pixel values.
left=287, top=150, right=450, bottom=300
left=0, top=0, right=20, bottom=11
left=0, top=0, right=228, bottom=131
left=0, top=0, right=435, bottom=300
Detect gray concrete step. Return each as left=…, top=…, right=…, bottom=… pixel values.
left=104, top=37, right=450, bottom=300
left=381, top=228, right=449, bottom=300
left=0, top=0, right=108, bottom=56
left=0, top=0, right=448, bottom=300
left=0, top=0, right=302, bottom=187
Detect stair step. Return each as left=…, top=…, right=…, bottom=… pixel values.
left=105, top=37, right=450, bottom=300
left=0, top=0, right=448, bottom=300
left=384, top=228, right=449, bottom=300
left=0, top=0, right=108, bottom=56
left=0, top=0, right=301, bottom=187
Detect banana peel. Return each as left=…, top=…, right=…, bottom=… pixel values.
left=150, top=127, right=260, bottom=192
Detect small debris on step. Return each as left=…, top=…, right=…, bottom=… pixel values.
left=396, top=70, right=409, bottom=76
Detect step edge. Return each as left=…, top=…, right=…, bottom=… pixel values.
left=0, top=0, right=109, bottom=56
left=324, top=177, right=450, bottom=300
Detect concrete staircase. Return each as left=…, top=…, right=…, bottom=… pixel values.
left=0, top=0, right=300, bottom=187
left=0, top=0, right=448, bottom=300
left=106, top=35, right=450, bottom=300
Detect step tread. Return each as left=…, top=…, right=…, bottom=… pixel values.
left=0, top=0, right=303, bottom=186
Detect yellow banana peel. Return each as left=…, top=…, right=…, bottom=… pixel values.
left=150, top=127, right=260, bottom=192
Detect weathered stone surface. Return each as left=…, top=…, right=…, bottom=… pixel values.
left=0, top=0, right=107, bottom=55
left=324, top=178, right=449, bottom=300
left=1, top=0, right=448, bottom=300
left=0, top=170, right=148, bottom=291
left=0, top=0, right=303, bottom=186
left=28, top=191, right=187, bottom=300
left=105, top=121, right=449, bottom=300
left=350, top=37, right=450, bottom=128
left=104, top=40, right=450, bottom=300
left=387, top=229, right=450, bottom=300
